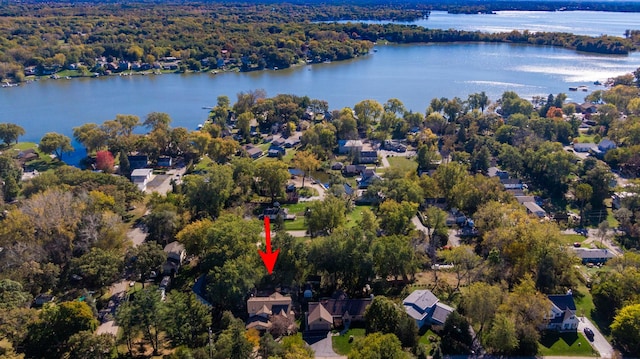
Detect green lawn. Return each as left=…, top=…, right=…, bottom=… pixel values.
left=560, top=234, right=588, bottom=245
left=419, top=329, right=439, bottom=347
left=345, top=205, right=371, bottom=228
left=192, top=155, right=213, bottom=171
left=332, top=328, right=366, bottom=355
left=538, top=331, right=595, bottom=356
left=386, top=156, right=417, bottom=173
left=6, top=141, right=63, bottom=172
left=576, top=133, right=597, bottom=143
left=574, top=284, right=595, bottom=320
left=283, top=218, right=307, bottom=231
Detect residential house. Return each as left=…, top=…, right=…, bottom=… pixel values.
left=358, top=150, right=378, bottom=165
left=573, top=142, right=597, bottom=153
left=523, top=202, right=547, bottom=219
left=268, top=145, right=285, bottom=158
left=128, top=155, right=149, bottom=170
left=16, top=148, right=38, bottom=165
left=306, top=298, right=371, bottom=328
left=130, top=168, right=154, bottom=192
left=546, top=293, right=578, bottom=332
left=243, top=145, right=263, bottom=160
left=338, top=140, right=363, bottom=155
left=331, top=162, right=344, bottom=171
left=357, top=169, right=382, bottom=189
left=246, top=292, right=294, bottom=331
left=162, top=241, right=186, bottom=276
left=33, top=293, right=55, bottom=307
left=487, top=167, right=509, bottom=180
left=260, top=207, right=296, bottom=221
left=572, top=248, right=615, bottom=264
left=598, top=139, right=617, bottom=153
left=500, top=178, right=524, bottom=190
left=403, top=289, right=454, bottom=329
left=342, top=165, right=359, bottom=176
left=157, top=156, right=172, bottom=167
left=306, top=303, right=333, bottom=331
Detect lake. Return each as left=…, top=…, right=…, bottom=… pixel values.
left=2, top=11, right=640, bottom=165
left=340, top=10, right=640, bottom=37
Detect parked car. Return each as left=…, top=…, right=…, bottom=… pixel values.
left=573, top=242, right=582, bottom=247
left=584, top=327, right=595, bottom=341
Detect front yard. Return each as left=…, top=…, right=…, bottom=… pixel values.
left=332, top=328, right=365, bottom=355
left=538, top=331, right=595, bottom=356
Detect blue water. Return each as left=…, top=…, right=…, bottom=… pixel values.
left=2, top=11, right=640, bottom=165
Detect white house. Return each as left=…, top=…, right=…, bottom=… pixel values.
left=546, top=294, right=578, bottom=332
left=131, top=168, right=154, bottom=192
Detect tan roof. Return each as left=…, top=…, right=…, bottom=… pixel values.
left=308, top=303, right=333, bottom=324
left=256, top=304, right=272, bottom=316
left=247, top=292, right=292, bottom=316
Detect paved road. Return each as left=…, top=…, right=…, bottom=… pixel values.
left=578, top=316, right=614, bottom=358
left=96, top=226, right=147, bottom=335
left=95, top=280, right=128, bottom=335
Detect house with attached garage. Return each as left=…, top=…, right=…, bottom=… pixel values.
left=306, top=298, right=371, bottom=330
left=546, top=293, right=578, bottom=332
left=403, top=289, right=454, bottom=329
left=246, top=292, right=295, bottom=332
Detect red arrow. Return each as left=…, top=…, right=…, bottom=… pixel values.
left=259, top=216, right=280, bottom=274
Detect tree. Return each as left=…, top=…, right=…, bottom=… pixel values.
left=377, top=199, right=418, bottom=235
left=70, top=248, right=123, bottom=289
left=461, top=282, right=502, bottom=340
left=365, top=296, right=402, bottom=335
left=292, top=150, right=320, bottom=188
left=176, top=218, right=214, bottom=257
left=259, top=332, right=284, bottom=358
left=236, top=112, right=253, bottom=141
left=131, top=287, right=165, bottom=355
left=0, top=279, right=31, bottom=310
left=416, top=144, right=439, bottom=170
left=0, top=154, right=21, bottom=202
left=354, top=99, right=384, bottom=132
left=440, top=245, right=481, bottom=288
left=65, top=331, right=117, bottom=359
left=24, top=301, right=98, bottom=359
left=0, top=123, right=25, bottom=146
left=349, top=332, right=408, bottom=359
left=305, top=196, right=347, bottom=236
left=214, top=315, right=253, bottom=359
left=95, top=150, right=115, bottom=173
left=611, top=303, right=640, bottom=356
left=73, top=123, right=106, bottom=153
left=39, top=132, right=74, bottom=160
left=372, top=235, right=417, bottom=282
left=144, top=203, right=180, bottom=245
left=440, top=311, right=473, bottom=355
left=485, top=313, right=518, bottom=354
left=126, top=242, right=166, bottom=286
left=144, top=112, right=172, bottom=132
left=574, top=183, right=593, bottom=226
left=206, top=257, right=260, bottom=314
left=255, top=160, right=290, bottom=202
left=182, top=165, right=234, bottom=218
left=163, top=291, right=212, bottom=348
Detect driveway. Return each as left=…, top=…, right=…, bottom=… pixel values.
left=411, top=216, right=460, bottom=247
left=305, top=332, right=346, bottom=358
left=577, top=316, right=614, bottom=358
